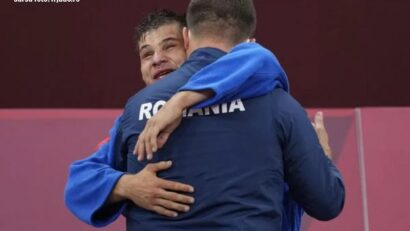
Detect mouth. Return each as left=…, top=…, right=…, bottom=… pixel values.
left=153, top=69, right=174, bottom=80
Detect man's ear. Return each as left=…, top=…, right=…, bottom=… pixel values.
left=183, top=27, right=189, bottom=51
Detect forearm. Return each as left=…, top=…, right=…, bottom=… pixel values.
left=64, top=116, right=127, bottom=226
left=65, top=160, right=125, bottom=226
left=293, top=157, right=344, bottom=220
left=179, top=43, right=288, bottom=109
left=280, top=99, right=344, bottom=220
left=168, top=90, right=214, bottom=110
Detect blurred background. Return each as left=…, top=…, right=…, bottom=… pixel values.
left=0, top=0, right=409, bottom=230
left=1, top=0, right=409, bottom=108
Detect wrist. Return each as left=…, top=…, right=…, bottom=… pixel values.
left=172, top=90, right=214, bottom=109
left=109, top=174, right=131, bottom=203
left=165, top=93, right=191, bottom=116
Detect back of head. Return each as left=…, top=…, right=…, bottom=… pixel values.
left=187, top=0, right=256, bottom=45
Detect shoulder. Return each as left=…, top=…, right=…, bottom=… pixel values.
left=270, top=89, right=302, bottom=110
left=231, top=42, right=273, bottom=58
left=268, top=89, right=311, bottom=144
left=269, top=89, right=307, bottom=122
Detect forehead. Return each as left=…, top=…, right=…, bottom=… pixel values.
left=138, top=22, right=183, bottom=49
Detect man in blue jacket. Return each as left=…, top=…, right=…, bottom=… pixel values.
left=106, top=0, right=344, bottom=230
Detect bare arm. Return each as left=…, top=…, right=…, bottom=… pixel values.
left=135, top=90, right=213, bottom=160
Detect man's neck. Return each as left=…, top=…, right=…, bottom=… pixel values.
left=187, top=38, right=234, bottom=57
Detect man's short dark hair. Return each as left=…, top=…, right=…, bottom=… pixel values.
left=187, top=0, right=256, bottom=44
left=134, top=9, right=186, bottom=45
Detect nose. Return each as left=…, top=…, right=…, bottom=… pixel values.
left=152, top=50, right=167, bottom=67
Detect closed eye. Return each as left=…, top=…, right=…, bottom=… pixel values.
left=141, top=51, right=153, bottom=60
left=164, top=44, right=176, bottom=50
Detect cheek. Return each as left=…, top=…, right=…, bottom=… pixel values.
left=140, top=64, right=152, bottom=82
left=140, top=63, right=150, bottom=75
left=142, top=75, right=153, bottom=85
left=173, top=51, right=187, bottom=66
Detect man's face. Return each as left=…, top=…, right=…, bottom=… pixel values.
left=138, top=22, right=187, bottom=85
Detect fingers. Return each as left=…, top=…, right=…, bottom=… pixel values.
left=145, top=161, right=173, bottom=173
left=137, top=123, right=151, bottom=161
left=312, top=111, right=333, bottom=159
left=151, top=205, right=179, bottom=217
left=135, top=127, right=146, bottom=161
left=149, top=190, right=194, bottom=217
left=127, top=163, right=196, bottom=218
left=158, top=178, right=195, bottom=193
left=155, top=198, right=190, bottom=213
left=314, top=111, right=325, bottom=129
left=159, top=189, right=195, bottom=205
left=135, top=119, right=160, bottom=161
left=134, top=104, right=184, bottom=161
left=145, top=177, right=195, bottom=217
left=147, top=125, right=160, bottom=160
left=157, top=132, right=170, bottom=149
left=142, top=120, right=154, bottom=160
left=135, top=138, right=145, bottom=161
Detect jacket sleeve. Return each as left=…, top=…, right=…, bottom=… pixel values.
left=274, top=91, right=345, bottom=221
left=179, top=42, right=289, bottom=108
left=64, top=116, right=127, bottom=227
